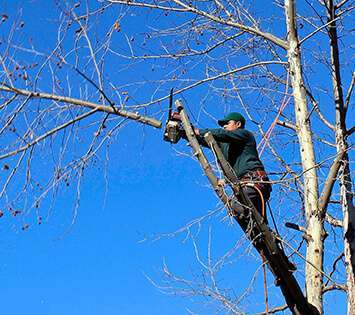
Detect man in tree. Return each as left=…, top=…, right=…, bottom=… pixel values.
left=193, top=112, right=272, bottom=221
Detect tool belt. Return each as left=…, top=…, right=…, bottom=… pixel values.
left=239, top=169, right=272, bottom=199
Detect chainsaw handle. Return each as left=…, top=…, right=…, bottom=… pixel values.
left=176, top=99, right=184, bottom=112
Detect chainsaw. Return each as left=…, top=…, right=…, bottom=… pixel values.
left=163, top=88, right=183, bottom=143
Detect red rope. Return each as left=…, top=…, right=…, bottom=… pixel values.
left=258, top=97, right=291, bottom=157
left=258, top=72, right=291, bottom=157
left=250, top=184, right=268, bottom=314
left=262, top=255, right=269, bottom=315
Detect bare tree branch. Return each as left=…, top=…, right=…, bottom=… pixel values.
left=344, top=71, right=354, bottom=115
left=257, top=304, right=288, bottom=315
left=0, top=108, right=99, bottom=161
left=323, top=284, right=347, bottom=293
left=325, top=213, right=343, bottom=227
left=276, top=119, right=298, bottom=131
left=318, top=149, right=347, bottom=216
left=0, top=85, right=162, bottom=128
left=110, top=0, right=289, bottom=49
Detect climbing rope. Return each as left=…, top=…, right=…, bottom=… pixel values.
left=245, top=183, right=266, bottom=219
left=258, top=71, right=291, bottom=157
left=245, top=183, right=269, bottom=315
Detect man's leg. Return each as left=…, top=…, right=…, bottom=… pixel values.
left=232, top=185, right=264, bottom=218
left=230, top=185, right=269, bottom=243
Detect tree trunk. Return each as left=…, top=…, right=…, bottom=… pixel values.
left=342, top=159, right=355, bottom=314
left=325, top=1, right=355, bottom=313
left=284, top=1, right=323, bottom=313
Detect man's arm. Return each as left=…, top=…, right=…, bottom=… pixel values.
left=197, top=128, right=248, bottom=143
left=180, top=127, right=209, bottom=148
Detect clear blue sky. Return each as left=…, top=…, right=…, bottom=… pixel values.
left=0, top=1, right=350, bottom=314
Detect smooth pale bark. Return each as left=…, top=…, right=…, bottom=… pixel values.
left=284, top=1, right=324, bottom=313
left=342, top=159, right=355, bottom=314
left=325, top=1, right=355, bottom=313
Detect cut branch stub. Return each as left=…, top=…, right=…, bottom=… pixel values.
left=176, top=99, right=228, bottom=202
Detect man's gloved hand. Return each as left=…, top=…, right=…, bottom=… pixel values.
left=171, top=112, right=182, bottom=121
left=217, top=179, right=226, bottom=187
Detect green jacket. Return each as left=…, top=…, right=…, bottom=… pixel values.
left=198, top=128, right=265, bottom=178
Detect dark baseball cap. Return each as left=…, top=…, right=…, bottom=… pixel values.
left=218, top=112, right=246, bottom=128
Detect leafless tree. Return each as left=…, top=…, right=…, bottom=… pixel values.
left=0, top=0, right=353, bottom=314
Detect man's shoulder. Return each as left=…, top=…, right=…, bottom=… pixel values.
left=232, top=128, right=253, bottom=137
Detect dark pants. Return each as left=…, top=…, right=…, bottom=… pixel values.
left=233, top=185, right=267, bottom=218
left=231, top=170, right=272, bottom=224
left=231, top=177, right=297, bottom=275
left=231, top=183, right=271, bottom=257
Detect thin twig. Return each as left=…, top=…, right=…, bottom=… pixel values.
left=0, top=108, right=98, bottom=161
